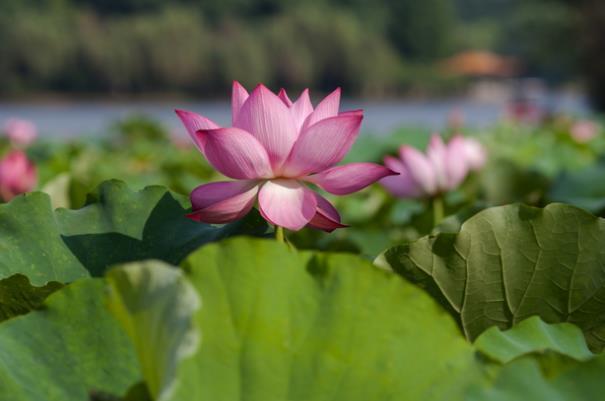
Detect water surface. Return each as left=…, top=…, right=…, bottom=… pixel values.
left=0, top=94, right=589, bottom=139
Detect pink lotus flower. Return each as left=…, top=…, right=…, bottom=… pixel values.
left=570, top=120, right=598, bottom=143
left=0, top=151, right=37, bottom=202
left=175, top=82, right=395, bottom=231
left=461, top=137, right=487, bottom=171
left=3, top=119, right=37, bottom=147
left=380, top=134, right=485, bottom=198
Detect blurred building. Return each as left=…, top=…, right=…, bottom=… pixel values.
left=442, top=51, right=519, bottom=102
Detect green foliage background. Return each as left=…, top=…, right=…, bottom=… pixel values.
left=0, top=0, right=584, bottom=97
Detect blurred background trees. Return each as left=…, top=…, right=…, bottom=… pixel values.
left=564, top=0, right=605, bottom=111
left=0, top=0, right=602, bottom=109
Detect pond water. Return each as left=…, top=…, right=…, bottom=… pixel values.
left=0, top=93, right=589, bottom=139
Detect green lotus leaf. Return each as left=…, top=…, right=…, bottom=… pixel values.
left=107, top=260, right=201, bottom=401
left=378, top=203, right=605, bottom=352
left=474, top=316, right=594, bottom=364
left=0, top=179, right=266, bottom=317
left=470, top=318, right=605, bottom=400
left=1, top=179, right=267, bottom=282
left=0, top=279, right=140, bottom=401
left=6, top=238, right=602, bottom=401
left=168, top=237, right=482, bottom=401
left=57, top=180, right=267, bottom=276
left=468, top=353, right=605, bottom=401
left=0, top=191, right=88, bottom=285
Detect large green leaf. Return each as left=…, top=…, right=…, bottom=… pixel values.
left=474, top=317, right=594, bottom=364
left=377, top=203, right=605, bottom=351
left=107, top=261, right=201, bottom=401
left=468, top=354, right=605, bottom=401
left=471, top=317, right=604, bottom=399
left=470, top=318, right=605, bottom=400
left=169, top=237, right=482, bottom=401
left=0, top=279, right=140, bottom=401
left=6, top=239, right=596, bottom=401
left=57, top=180, right=267, bottom=276
left=0, top=191, right=88, bottom=285
left=0, top=180, right=265, bottom=322
left=0, top=190, right=89, bottom=322
left=0, top=179, right=266, bottom=283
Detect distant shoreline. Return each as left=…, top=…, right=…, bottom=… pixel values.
left=0, top=93, right=590, bottom=138
left=0, top=84, right=585, bottom=105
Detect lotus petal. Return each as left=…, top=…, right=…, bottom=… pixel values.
left=258, top=179, right=317, bottom=231
left=195, top=127, right=272, bottom=179
left=231, top=81, right=249, bottom=124
left=306, top=163, right=395, bottom=195
left=380, top=156, right=423, bottom=198
left=234, top=85, right=298, bottom=170
left=302, top=88, right=341, bottom=131
left=307, top=192, right=347, bottom=232
left=188, top=180, right=259, bottom=224
left=175, top=109, right=220, bottom=152
left=399, top=146, right=437, bottom=195
left=282, top=113, right=363, bottom=177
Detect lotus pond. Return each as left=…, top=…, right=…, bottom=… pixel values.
left=1, top=86, right=605, bottom=401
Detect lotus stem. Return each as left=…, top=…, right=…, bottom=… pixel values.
left=275, top=226, right=285, bottom=243
left=432, top=196, right=444, bottom=227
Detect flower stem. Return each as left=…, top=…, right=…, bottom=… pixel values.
left=275, top=226, right=285, bottom=243
left=432, top=196, right=444, bottom=227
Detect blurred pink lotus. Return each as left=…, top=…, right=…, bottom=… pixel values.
left=570, top=120, right=598, bottom=143
left=380, top=134, right=485, bottom=199
left=3, top=118, right=37, bottom=147
left=0, top=151, right=37, bottom=202
left=461, top=137, right=487, bottom=171
left=176, top=82, right=395, bottom=232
